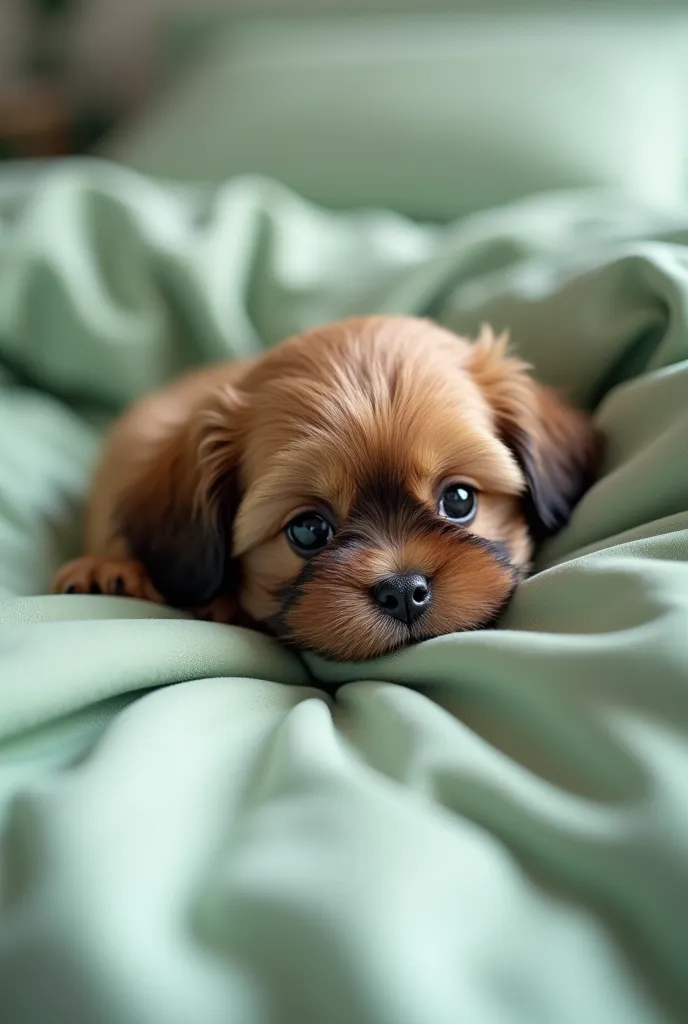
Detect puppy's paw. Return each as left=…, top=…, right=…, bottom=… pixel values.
left=52, top=557, right=162, bottom=601
left=192, top=594, right=238, bottom=624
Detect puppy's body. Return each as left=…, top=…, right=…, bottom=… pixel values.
left=54, top=318, right=599, bottom=660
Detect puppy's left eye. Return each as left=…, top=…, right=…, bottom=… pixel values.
left=286, top=511, right=334, bottom=557
left=438, top=483, right=477, bottom=524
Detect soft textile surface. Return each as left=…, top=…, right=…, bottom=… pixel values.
left=1, top=162, right=688, bottom=1022
left=110, top=12, right=688, bottom=220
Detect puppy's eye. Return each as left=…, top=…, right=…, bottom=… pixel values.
left=438, top=483, right=477, bottom=524
left=286, top=511, right=334, bottom=557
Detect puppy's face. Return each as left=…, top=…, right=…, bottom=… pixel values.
left=122, top=318, right=599, bottom=660
left=233, top=323, right=532, bottom=660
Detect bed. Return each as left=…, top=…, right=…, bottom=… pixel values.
left=1, top=10, right=688, bottom=1023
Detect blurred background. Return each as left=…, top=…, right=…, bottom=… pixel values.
left=1, top=0, right=688, bottom=220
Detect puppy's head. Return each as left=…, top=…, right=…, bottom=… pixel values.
left=121, top=318, right=599, bottom=660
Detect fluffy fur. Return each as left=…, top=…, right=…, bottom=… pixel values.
left=52, top=317, right=600, bottom=660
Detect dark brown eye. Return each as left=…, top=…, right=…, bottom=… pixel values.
left=438, top=483, right=477, bottom=524
left=286, top=512, right=334, bottom=557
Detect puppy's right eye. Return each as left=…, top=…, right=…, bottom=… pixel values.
left=286, top=511, right=334, bottom=557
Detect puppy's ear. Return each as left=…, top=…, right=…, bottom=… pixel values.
left=467, top=325, right=600, bottom=538
left=116, top=385, right=246, bottom=607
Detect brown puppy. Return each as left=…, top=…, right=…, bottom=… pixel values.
left=52, top=317, right=599, bottom=660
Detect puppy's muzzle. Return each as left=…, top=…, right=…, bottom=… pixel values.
left=370, top=572, right=431, bottom=625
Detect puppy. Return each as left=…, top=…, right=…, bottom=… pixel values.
left=52, top=317, right=599, bottom=660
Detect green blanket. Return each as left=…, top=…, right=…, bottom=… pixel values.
left=1, top=161, right=687, bottom=1023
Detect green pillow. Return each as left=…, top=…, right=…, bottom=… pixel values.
left=108, top=12, right=688, bottom=220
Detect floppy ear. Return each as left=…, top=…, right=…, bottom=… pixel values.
left=467, top=326, right=601, bottom=538
left=115, top=384, right=246, bottom=607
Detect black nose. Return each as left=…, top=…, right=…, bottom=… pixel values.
left=371, top=573, right=431, bottom=625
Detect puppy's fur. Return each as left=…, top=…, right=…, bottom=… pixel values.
left=52, top=317, right=599, bottom=660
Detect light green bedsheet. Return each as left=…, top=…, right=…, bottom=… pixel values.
left=0, top=161, right=687, bottom=1023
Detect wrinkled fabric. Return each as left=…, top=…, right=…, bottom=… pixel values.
left=0, top=162, right=687, bottom=1023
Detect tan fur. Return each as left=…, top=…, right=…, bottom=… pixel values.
left=53, top=317, right=600, bottom=659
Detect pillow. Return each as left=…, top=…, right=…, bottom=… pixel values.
left=107, top=12, right=688, bottom=220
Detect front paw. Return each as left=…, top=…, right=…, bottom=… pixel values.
left=51, top=556, right=163, bottom=602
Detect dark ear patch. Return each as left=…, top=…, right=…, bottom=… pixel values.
left=466, top=326, right=601, bottom=539
left=123, top=497, right=226, bottom=607
left=116, top=384, right=245, bottom=608
left=508, top=417, right=599, bottom=541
